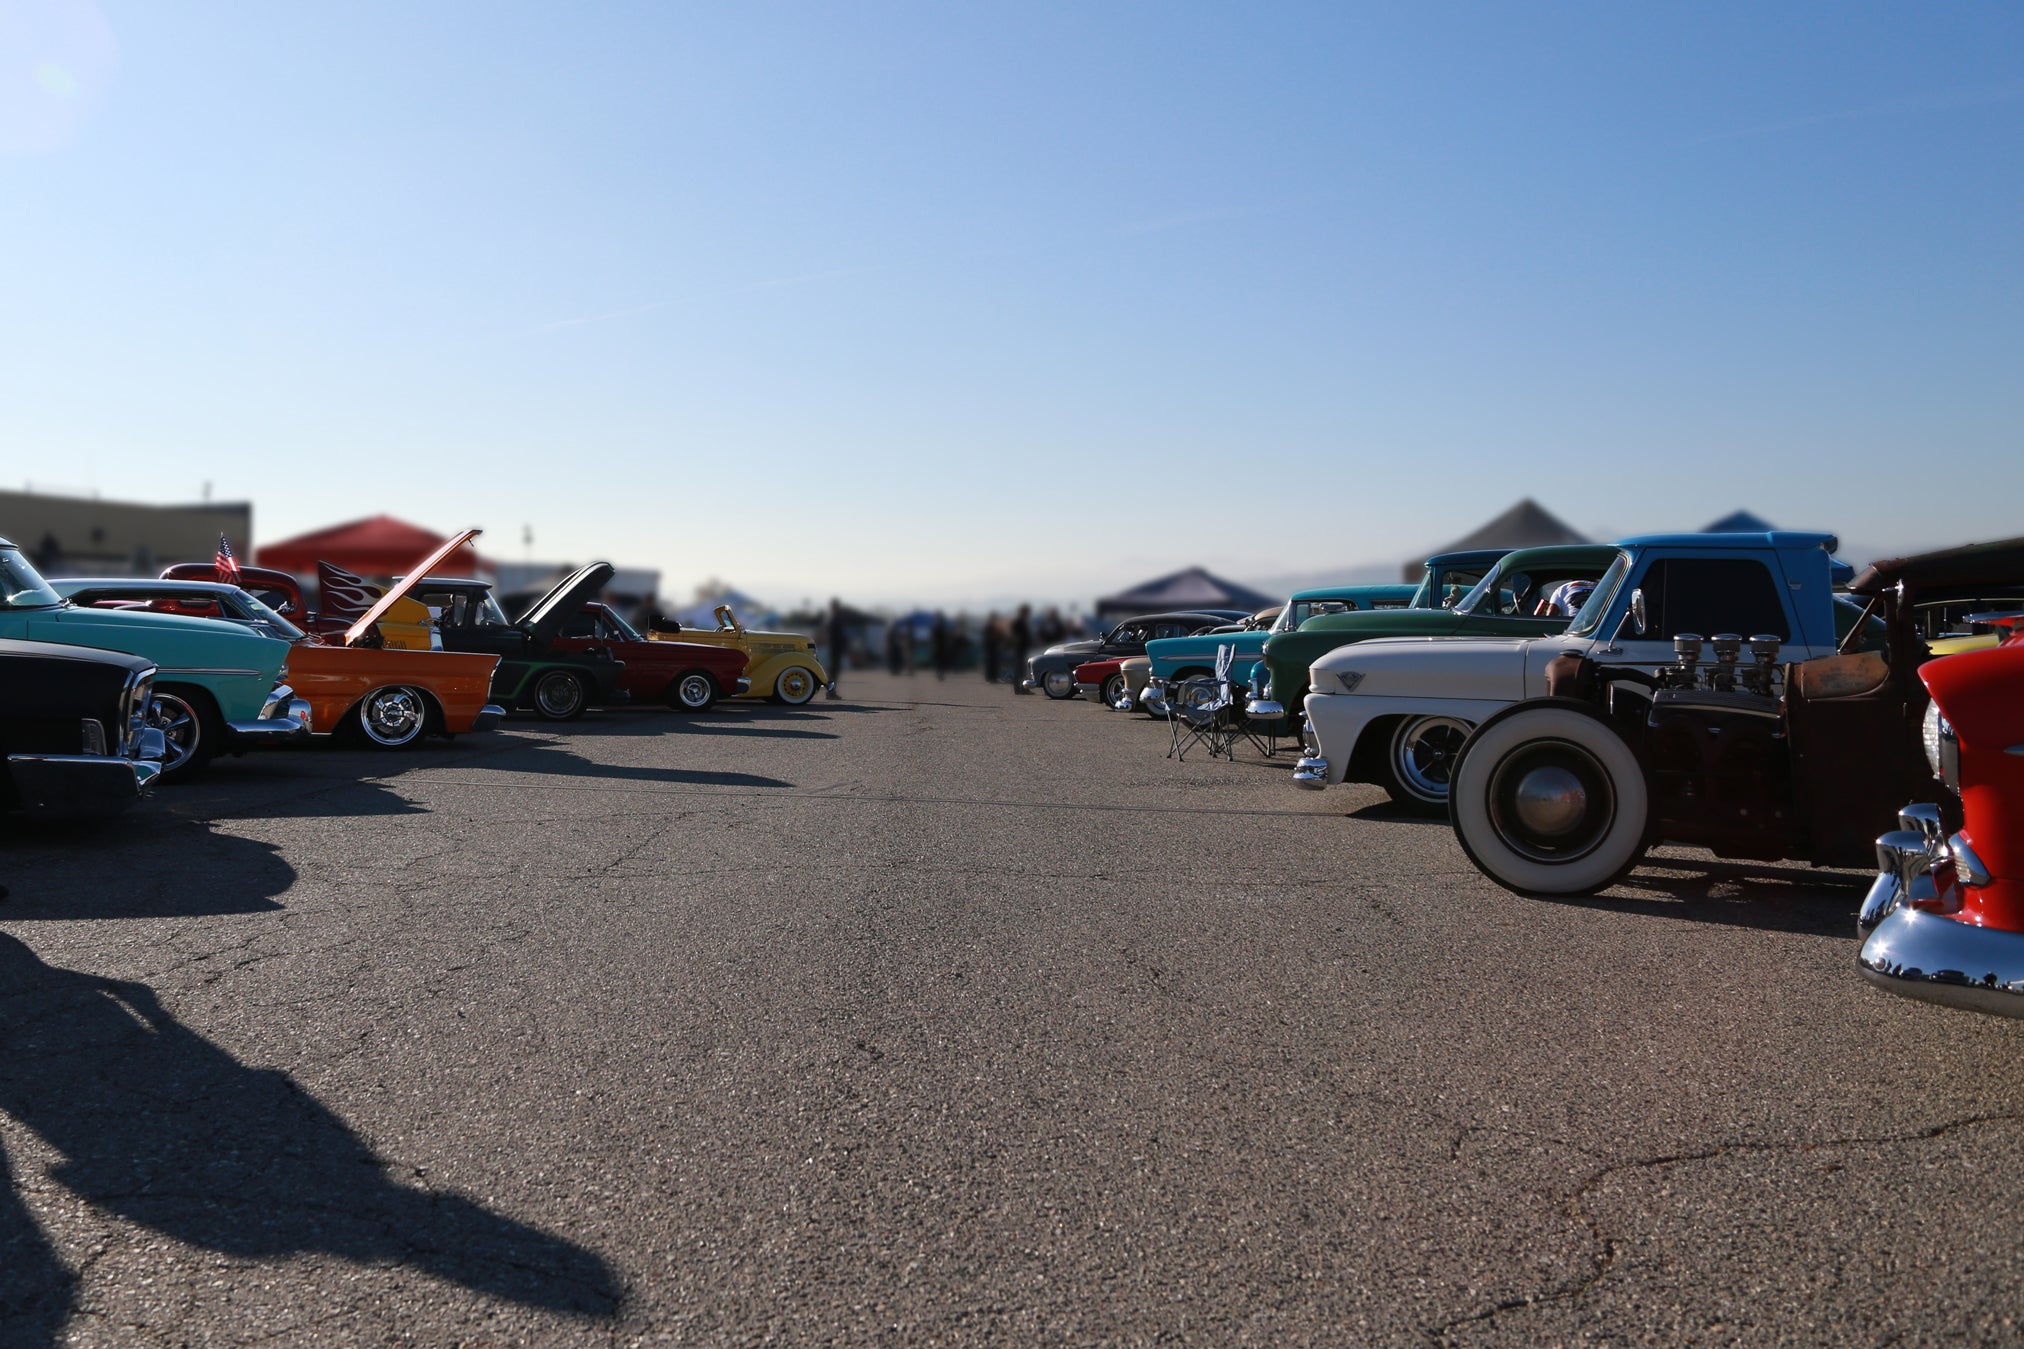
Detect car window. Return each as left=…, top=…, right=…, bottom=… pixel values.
left=1634, top=557, right=1791, bottom=640
left=0, top=547, right=62, bottom=609
left=560, top=612, right=597, bottom=638
left=1110, top=624, right=1148, bottom=644
left=1153, top=622, right=1192, bottom=639
left=1566, top=554, right=1632, bottom=637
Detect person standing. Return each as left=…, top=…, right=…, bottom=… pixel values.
left=931, top=611, right=951, bottom=680
left=885, top=620, right=904, bottom=676
left=1010, top=603, right=1033, bottom=694
left=982, top=612, right=1002, bottom=684
left=826, top=598, right=846, bottom=700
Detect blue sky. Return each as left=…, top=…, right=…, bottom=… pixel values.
left=3, top=2, right=2018, bottom=607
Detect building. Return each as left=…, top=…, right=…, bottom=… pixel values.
left=0, top=488, right=251, bottom=575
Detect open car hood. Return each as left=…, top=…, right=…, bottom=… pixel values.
left=518, top=562, right=615, bottom=647
left=344, top=529, right=481, bottom=647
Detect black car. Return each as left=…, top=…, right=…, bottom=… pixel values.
left=1023, top=611, right=1245, bottom=700
left=0, top=637, right=166, bottom=818
left=397, top=565, right=628, bottom=720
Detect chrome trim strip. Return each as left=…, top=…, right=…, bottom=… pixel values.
left=161, top=667, right=264, bottom=677
left=2008, top=745, right=2024, bottom=756
left=1860, top=906, right=2024, bottom=1019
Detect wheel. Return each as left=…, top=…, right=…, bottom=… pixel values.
left=666, top=671, right=718, bottom=712
left=1041, top=669, right=1077, bottom=699
left=1448, top=700, right=1650, bottom=897
left=1382, top=715, right=1474, bottom=813
left=355, top=685, right=429, bottom=748
left=772, top=666, right=817, bottom=705
left=146, top=685, right=220, bottom=783
left=1101, top=673, right=1128, bottom=708
left=531, top=669, right=589, bottom=721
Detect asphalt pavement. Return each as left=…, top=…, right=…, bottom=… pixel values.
left=4, top=670, right=2021, bottom=1345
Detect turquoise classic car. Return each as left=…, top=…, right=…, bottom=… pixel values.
left=1141, top=583, right=1419, bottom=710
left=4, top=537, right=309, bottom=780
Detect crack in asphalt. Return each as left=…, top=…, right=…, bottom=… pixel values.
left=1423, top=1109, right=2024, bottom=1342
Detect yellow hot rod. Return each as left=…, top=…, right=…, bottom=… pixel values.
left=649, top=605, right=828, bottom=704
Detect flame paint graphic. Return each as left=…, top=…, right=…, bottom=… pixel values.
left=317, top=561, right=383, bottom=620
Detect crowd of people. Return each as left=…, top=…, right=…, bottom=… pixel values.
left=815, top=601, right=1079, bottom=696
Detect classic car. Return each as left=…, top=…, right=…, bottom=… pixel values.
left=0, top=637, right=166, bottom=818
left=554, top=602, right=750, bottom=710
left=1438, top=536, right=2024, bottom=897
left=1072, top=655, right=1130, bottom=708
left=1, top=535, right=308, bottom=781
left=397, top=565, right=627, bottom=721
left=1022, top=611, right=1241, bottom=700
left=1246, top=547, right=1617, bottom=789
left=1141, top=584, right=1422, bottom=713
left=1295, top=534, right=1857, bottom=811
left=1251, top=549, right=1523, bottom=735
left=1857, top=637, right=2024, bottom=1017
left=647, top=605, right=828, bottom=705
left=57, top=561, right=505, bottom=750
left=162, top=561, right=439, bottom=650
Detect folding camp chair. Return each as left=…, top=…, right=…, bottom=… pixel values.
left=1166, top=644, right=1242, bottom=761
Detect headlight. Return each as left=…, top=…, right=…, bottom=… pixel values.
left=1923, top=701, right=1959, bottom=789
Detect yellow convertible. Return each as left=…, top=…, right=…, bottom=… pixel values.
left=649, top=605, right=827, bottom=704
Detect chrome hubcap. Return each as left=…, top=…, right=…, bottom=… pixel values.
left=538, top=676, right=580, bottom=714
left=363, top=687, right=423, bottom=744
left=149, top=696, right=198, bottom=770
left=779, top=670, right=812, bottom=701
left=680, top=675, right=711, bottom=707
left=1395, top=718, right=1471, bottom=798
left=1511, top=766, right=1587, bottom=836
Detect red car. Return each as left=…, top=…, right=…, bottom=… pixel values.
left=1858, top=639, right=2024, bottom=1016
left=553, top=602, right=749, bottom=711
left=1073, top=657, right=1128, bottom=708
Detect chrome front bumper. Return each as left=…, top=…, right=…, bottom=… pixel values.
left=734, top=677, right=752, bottom=694
left=1859, top=907, right=2024, bottom=1018
left=1855, top=803, right=2024, bottom=1018
left=8, top=753, right=162, bottom=819
left=469, top=703, right=508, bottom=733
left=1293, top=755, right=1328, bottom=790
left=1074, top=681, right=1102, bottom=701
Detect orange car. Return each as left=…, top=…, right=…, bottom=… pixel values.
left=55, top=536, right=504, bottom=749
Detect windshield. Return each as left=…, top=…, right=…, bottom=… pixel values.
left=0, top=547, right=62, bottom=609
left=1565, top=553, right=1631, bottom=638
left=1452, top=566, right=1507, bottom=616
left=234, top=590, right=308, bottom=641
left=479, top=594, right=513, bottom=626
left=604, top=608, right=643, bottom=642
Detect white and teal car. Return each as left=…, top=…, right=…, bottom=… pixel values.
left=1139, top=584, right=1418, bottom=713
left=2, top=537, right=309, bottom=780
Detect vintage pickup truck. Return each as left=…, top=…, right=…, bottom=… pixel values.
left=1443, top=537, right=2023, bottom=897
left=1245, top=546, right=1620, bottom=802
left=1296, top=533, right=1856, bottom=810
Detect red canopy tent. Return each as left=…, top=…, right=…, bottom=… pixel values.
left=256, top=515, right=491, bottom=580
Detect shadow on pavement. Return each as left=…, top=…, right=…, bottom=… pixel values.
left=0, top=821, right=295, bottom=920
left=449, top=739, right=791, bottom=789
left=0, top=935, right=622, bottom=1345
left=1551, top=860, right=1867, bottom=937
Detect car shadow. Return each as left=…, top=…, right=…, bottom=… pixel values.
left=1540, top=860, right=1867, bottom=937
left=446, top=739, right=792, bottom=790
left=0, top=935, right=623, bottom=1346
left=0, top=819, right=296, bottom=920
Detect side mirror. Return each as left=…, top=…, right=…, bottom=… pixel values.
left=1629, top=588, right=1648, bottom=638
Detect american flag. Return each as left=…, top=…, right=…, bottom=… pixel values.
left=215, top=534, right=242, bottom=581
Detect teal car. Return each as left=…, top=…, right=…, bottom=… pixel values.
left=1141, top=584, right=1418, bottom=709
left=4, top=536, right=309, bottom=780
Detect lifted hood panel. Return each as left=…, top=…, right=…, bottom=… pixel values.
left=521, top=563, right=616, bottom=647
